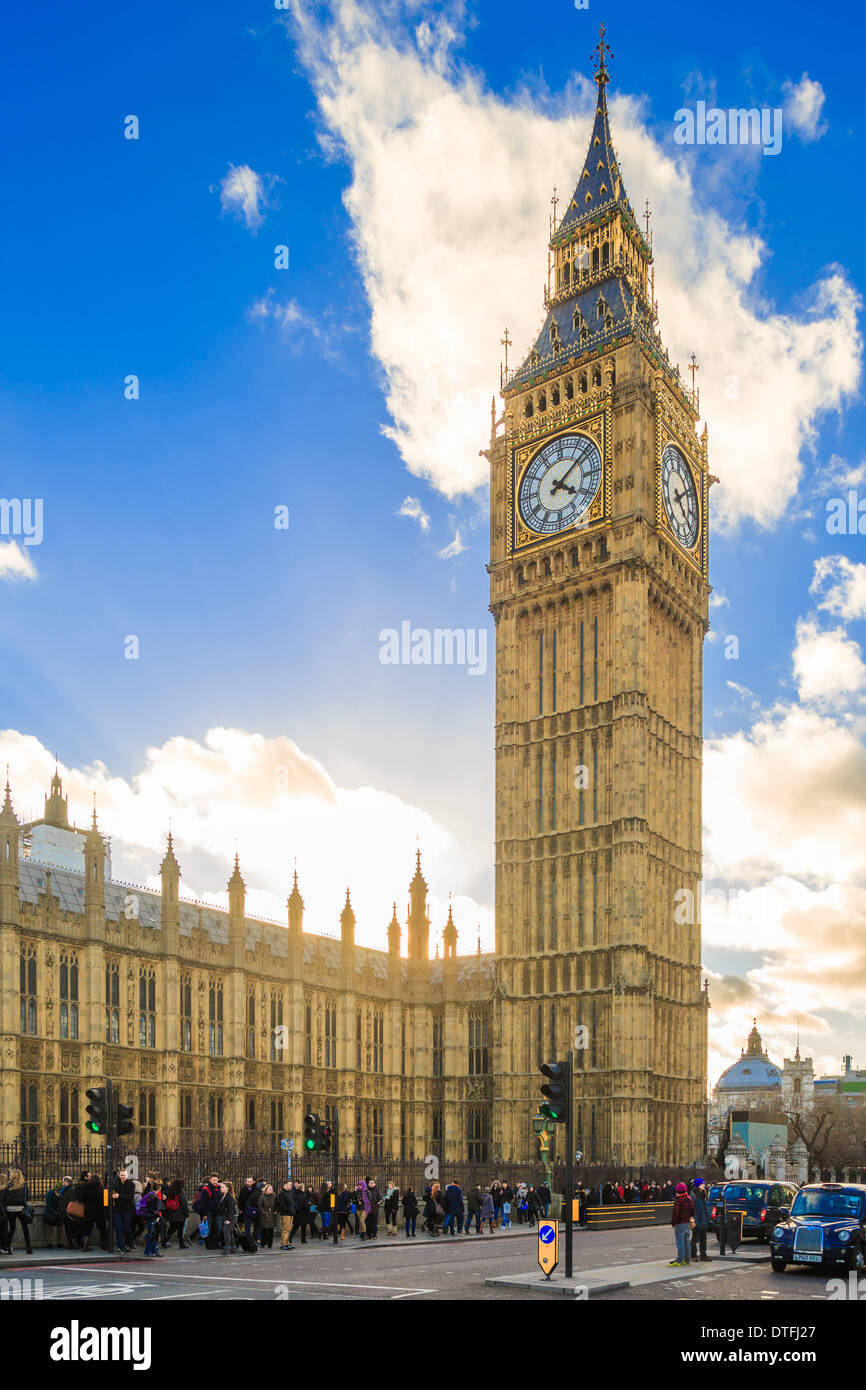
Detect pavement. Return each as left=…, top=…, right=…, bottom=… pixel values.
left=486, top=1246, right=769, bottom=1297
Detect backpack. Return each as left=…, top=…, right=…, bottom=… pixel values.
left=135, top=1194, right=149, bottom=1216
left=165, top=1196, right=180, bottom=1213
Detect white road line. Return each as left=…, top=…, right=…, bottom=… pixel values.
left=40, top=1264, right=434, bottom=1294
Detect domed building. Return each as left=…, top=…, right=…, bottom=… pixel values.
left=711, top=1020, right=783, bottom=1117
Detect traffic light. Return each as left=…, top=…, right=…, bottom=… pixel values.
left=539, top=1060, right=570, bottom=1124
left=304, top=1112, right=319, bottom=1152
left=318, top=1121, right=332, bottom=1154
left=116, top=1101, right=135, bottom=1138
left=85, top=1087, right=107, bottom=1134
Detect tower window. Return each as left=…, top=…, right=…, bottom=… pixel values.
left=524, top=397, right=533, bottom=418
left=565, top=376, right=574, bottom=401
left=579, top=372, right=588, bottom=393
left=592, top=367, right=602, bottom=387
left=551, top=383, right=560, bottom=406
left=580, top=326, right=589, bottom=346
left=537, top=391, right=546, bottom=412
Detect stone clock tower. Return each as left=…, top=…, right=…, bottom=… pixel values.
left=488, top=29, right=710, bottom=1166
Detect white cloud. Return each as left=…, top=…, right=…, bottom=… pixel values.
left=0, top=726, right=492, bottom=954
left=792, top=618, right=866, bottom=706
left=811, top=555, right=866, bottom=622
left=438, top=527, right=465, bottom=558
left=283, top=1, right=861, bottom=527
left=219, top=163, right=271, bottom=231
left=782, top=72, right=828, bottom=142
left=0, top=541, right=37, bottom=582
left=398, top=495, right=430, bottom=531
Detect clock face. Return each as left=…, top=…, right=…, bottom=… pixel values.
left=661, top=444, right=699, bottom=549
left=518, top=433, right=602, bottom=535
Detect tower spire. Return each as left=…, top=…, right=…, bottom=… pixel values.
left=591, top=23, right=613, bottom=87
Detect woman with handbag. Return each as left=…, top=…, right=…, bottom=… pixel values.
left=4, top=1168, right=34, bottom=1254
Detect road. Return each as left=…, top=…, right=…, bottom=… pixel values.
left=0, top=1225, right=845, bottom=1301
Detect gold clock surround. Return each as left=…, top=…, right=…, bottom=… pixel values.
left=509, top=404, right=611, bottom=555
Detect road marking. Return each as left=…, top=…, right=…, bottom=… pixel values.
left=41, top=1264, right=435, bottom=1294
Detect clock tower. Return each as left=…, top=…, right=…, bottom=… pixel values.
left=489, top=29, right=710, bottom=1166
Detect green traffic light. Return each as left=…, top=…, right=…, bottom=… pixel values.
left=305, top=1137, right=316, bottom=1150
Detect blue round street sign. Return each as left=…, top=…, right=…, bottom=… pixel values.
left=539, top=1224, right=555, bottom=1244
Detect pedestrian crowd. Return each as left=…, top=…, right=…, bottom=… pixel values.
left=0, top=1167, right=553, bottom=1256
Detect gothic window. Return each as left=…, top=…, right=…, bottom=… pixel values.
left=432, top=1012, right=443, bottom=1077
left=572, top=306, right=582, bottom=332
left=180, top=1091, right=193, bottom=1138
left=20, top=1082, right=38, bottom=1146
left=247, top=990, right=256, bottom=1060
left=270, top=992, right=284, bottom=1061
left=181, top=974, right=192, bottom=1052
left=537, top=390, right=546, bottom=412
left=537, top=752, right=543, bottom=834
left=247, top=1097, right=256, bottom=1132
left=602, top=241, right=610, bottom=266
left=579, top=618, right=585, bottom=705
left=592, top=246, right=599, bottom=272
left=59, top=952, right=78, bottom=1040
left=270, top=1099, right=285, bottom=1140
left=19, top=945, right=37, bottom=1035
left=596, top=296, right=606, bottom=319
left=580, top=326, right=589, bottom=346
left=549, top=321, right=560, bottom=346
left=372, top=1010, right=384, bottom=1073
left=538, top=630, right=544, bottom=714
left=529, top=350, right=539, bottom=368
left=564, top=376, right=574, bottom=401
left=552, top=629, right=557, bottom=712
left=59, top=1083, right=78, bottom=1145
left=138, top=1090, right=157, bottom=1146
left=542, top=556, right=551, bottom=578
left=400, top=1107, right=407, bottom=1155
left=468, top=1014, right=489, bottom=1075
left=207, top=1093, right=224, bottom=1141
left=594, top=615, right=599, bottom=700
left=401, top=1014, right=407, bottom=1074
left=324, top=999, right=337, bottom=1068
left=304, top=997, right=312, bottom=1066
left=524, top=397, right=533, bottom=419
left=105, top=961, right=120, bottom=1044
left=139, top=967, right=156, bottom=1048
left=605, top=314, right=613, bottom=331
left=208, top=981, right=224, bottom=1056
left=432, top=1108, right=442, bottom=1150
left=467, top=1109, right=490, bottom=1163
left=793, top=1078, right=801, bottom=1096
left=371, top=1106, right=384, bottom=1160
left=593, top=739, right=599, bottom=821
left=592, top=367, right=602, bottom=388
left=551, top=383, right=560, bottom=406
left=579, top=372, right=588, bottom=393
left=577, top=867, right=584, bottom=948
left=551, top=747, right=557, bottom=831
left=356, top=1008, right=362, bottom=1070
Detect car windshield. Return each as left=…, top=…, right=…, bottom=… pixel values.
left=723, top=1185, right=767, bottom=1201
left=792, top=1191, right=864, bottom=1220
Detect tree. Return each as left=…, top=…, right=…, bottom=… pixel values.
left=775, top=1097, right=849, bottom=1172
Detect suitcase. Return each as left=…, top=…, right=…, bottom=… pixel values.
left=237, top=1229, right=258, bottom=1254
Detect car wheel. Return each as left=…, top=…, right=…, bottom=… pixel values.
left=770, top=1256, right=787, bottom=1273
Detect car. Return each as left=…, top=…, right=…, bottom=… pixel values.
left=771, top=1182, right=866, bottom=1273
left=713, top=1180, right=799, bottom=1243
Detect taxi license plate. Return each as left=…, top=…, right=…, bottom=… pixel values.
left=797, top=1254, right=822, bottom=1263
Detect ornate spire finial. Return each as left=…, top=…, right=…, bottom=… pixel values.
left=591, top=24, right=613, bottom=87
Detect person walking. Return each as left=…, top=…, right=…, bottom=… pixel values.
left=423, top=1187, right=443, bottom=1237
left=669, top=1181, right=695, bottom=1266
left=217, top=1181, right=238, bottom=1256
left=44, top=1176, right=73, bottom=1249
left=291, top=1182, right=310, bottom=1246
left=259, top=1185, right=277, bottom=1249
left=192, top=1174, right=222, bottom=1249
left=526, top=1185, right=541, bottom=1227
left=690, top=1179, right=711, bottom=1262
left=238, top=1178, right=261, bottom=1244
left=318, top=1181, right=334, bottom=1241
left=537, top=1181, right=552, bottom=1219
left=481, top=1187, right=496, bottom=1235
left=4, top=1168, right=33, bottom=1254
left=141, top=1183, right=164, bottom=1258
left=111, top=1168, right=136, bottom=1253
left=277, top=1181, right=297, bottom=1250
left=383, top=1181, right=400, bottom=1236
left=365, top=1178, right=382, bottom=1241
left=335, top=1183, right=351, bottom=1241
left=162, top=1179, right=190, bottom=1249
left=501, top=1183, right=513, bottom=1229
left=443, top=1180, right=463, bottom=1237
left=402, top=1187, right=418, bottom=1238
left=466, top=1184, right=483, bottom=1234
left=68, top=1170, right=104, bottom=1252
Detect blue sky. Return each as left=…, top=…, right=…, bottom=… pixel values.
left=1, top=0, right=865, bottom=1081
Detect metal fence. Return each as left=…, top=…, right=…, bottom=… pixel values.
left=0, top=1141, right=722, bottom=1202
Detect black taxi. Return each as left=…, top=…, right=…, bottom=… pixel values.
left=713, top=1179, right=799, bottom=1242
left=771, top=1182, right=866, bottom=1273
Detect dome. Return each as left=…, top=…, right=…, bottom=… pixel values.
left=715, top=1019, right=782, bottom=1092
left=716, top=1056, right=782, bottom=1091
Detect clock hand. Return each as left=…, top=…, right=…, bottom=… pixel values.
left=550, top=478, right=576, bottom=497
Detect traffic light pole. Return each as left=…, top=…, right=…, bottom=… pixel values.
left=565, top=1050, right=574, bottom=1279
left=105, top=1078, right=116, bottom=1255
left=332, top=1113, right=340, bottom=1246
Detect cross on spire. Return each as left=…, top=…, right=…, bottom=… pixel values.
left=591, top=24, right=613, bottom=86
left=688, top=351, right=700, bottom=404
left=643, top=197, right=651, bottom=239
left=550, top=184, right=559, bottom=234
